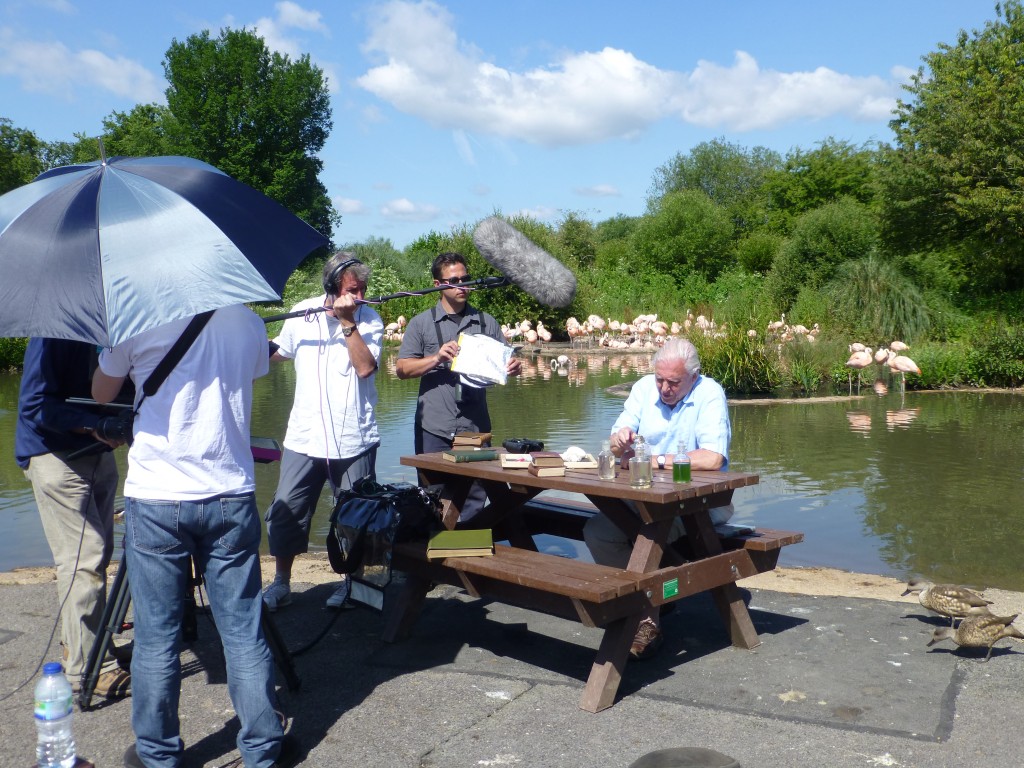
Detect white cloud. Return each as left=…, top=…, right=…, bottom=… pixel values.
left=335, top=197, right=368, bottom=215
left=453, top=130, right=475, bottom=165
left=251, top=2, right=340, bottom=93
left=0, top=27, right=164, bottom=102
left=355, top=0, right=902, bottom=146
left=380, top=197, right=442, bottom=222
left=575, top=184, right=620, bottom=197
left=512, top=205, right=559, bottom=222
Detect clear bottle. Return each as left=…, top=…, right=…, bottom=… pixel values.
left=35, top=662, right=76, bottom=768
left=597, top=440, right=616, bottom=480
left=672, top=441, right=691, bottom=483
left=629, top=435, right=652, bottom=488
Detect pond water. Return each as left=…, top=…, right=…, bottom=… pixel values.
left=2, top=348, right=1022, bottom=590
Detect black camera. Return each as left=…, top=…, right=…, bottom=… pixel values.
left=95, top=413, right=135, bottom=444
left=502, top=437, right=544, bottom=454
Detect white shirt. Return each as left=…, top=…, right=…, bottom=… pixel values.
left=98, top=305, right=270, bottom=500
left=273, top=295, right=383, bottom=459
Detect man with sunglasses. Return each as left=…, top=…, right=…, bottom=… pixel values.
left=396, top=251, right=521, bottom=522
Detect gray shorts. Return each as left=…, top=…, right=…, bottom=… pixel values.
left=264, top=445, right=377, bottom=557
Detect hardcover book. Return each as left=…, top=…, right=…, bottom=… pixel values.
left=453, top=431, right=492, bottom=447
left=529, top=451, right=565, bottom=468
left=426, top=528, right=494, bottom=559
left=441, top=448, right=499, bottom=463
left=528, top=464, right=566, bottom=478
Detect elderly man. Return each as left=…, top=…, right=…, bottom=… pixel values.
left=583, top=337, right=732, bottom=660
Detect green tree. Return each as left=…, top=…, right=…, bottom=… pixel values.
left=631, top=190, right=734, bottom=280
left=880, top=1, right=1024, bottom=293
left=101, top=104, right=177, bottom=157
left=0, top=118, right=47, bottom=193
left=763, top=138, right=879, bottom=232
left=766, top=197, right=880, bottom=308
left=648, top=138, right=781, bottom=234
left=163, top=27, right=335, bottom=239
left=557, top=211, right=597, bottom=268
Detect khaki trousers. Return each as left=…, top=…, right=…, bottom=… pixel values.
left=25, top=450, right=119, bottom=681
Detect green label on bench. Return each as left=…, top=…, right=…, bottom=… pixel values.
left=663, top=578, right=679, bottom=600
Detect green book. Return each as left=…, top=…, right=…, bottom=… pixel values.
left=427, top=528, right=494, bottom=559
left=441, top=448, right=499, bottom=463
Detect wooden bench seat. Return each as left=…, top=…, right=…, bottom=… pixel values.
left=390, top=541, right=651, bottom=629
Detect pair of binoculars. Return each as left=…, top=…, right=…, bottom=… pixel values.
left=502, top=438, right=545, bottom=454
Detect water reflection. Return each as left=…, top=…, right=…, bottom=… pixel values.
left=2, top=351, right=1023, bottom=593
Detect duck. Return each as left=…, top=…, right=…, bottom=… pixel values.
left=902, top=578, right=993, bottom=626
left=927, top=613, right=1024, bottom=661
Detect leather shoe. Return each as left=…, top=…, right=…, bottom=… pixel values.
left=93, top=667, right=131, bottom=699
left=630, top=618, right=664, bottom=660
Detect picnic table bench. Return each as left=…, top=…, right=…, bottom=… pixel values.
left=385, top=452, right=803, bottom=712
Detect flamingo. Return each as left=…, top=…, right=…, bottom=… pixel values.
left=888, top=353, right=921, bottom=395
left=845, top=348, right=873, bottom=394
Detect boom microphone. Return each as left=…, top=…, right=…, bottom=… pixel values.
left=472, top=217, right=577, bottom=309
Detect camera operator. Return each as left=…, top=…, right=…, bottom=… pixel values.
left=15, top=338, right=132, bottom=700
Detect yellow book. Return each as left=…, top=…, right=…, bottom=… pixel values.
left=427, top=528, right=494, bottom=559
left=500, top=453, right=533, bottom=469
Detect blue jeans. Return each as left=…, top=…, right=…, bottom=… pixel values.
left=125, top=494, right=283, bottom=768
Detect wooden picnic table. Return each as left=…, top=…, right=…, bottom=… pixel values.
left=384, top=451, right=801, bottom=712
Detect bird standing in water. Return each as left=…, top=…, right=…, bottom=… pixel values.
left=927, top=613, right=1024, bottom=661
left=903, top=578, right=993, bottom=626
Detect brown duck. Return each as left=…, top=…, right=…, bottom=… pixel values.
left=927, top=613, right=1024, bottom=661
left=902, top=578, right=993, bottom=626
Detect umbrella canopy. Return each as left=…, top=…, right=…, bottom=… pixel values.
left=0, top=155, right=329, bottom=347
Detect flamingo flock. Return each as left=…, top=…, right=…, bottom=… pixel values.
left=845, top=340, right=922, bottom=394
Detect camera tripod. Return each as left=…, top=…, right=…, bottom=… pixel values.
left=79, top=551, right=300, bottom=710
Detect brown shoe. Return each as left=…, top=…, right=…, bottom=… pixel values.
left=630, top=618, right=664, bottom=660
left=93, top=667, right=131, bottom=699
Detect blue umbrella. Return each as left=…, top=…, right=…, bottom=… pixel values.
left=0, top=155, right=329, bottom=347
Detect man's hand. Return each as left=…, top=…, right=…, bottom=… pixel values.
left=506, top=355, right=522, bottom=377
left=436, top=340, right=459, bottom=366
left=330, top=293, right=359, bottom=323
left=609, top=426, right=636, bottom=457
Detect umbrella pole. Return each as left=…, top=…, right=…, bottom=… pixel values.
left=260, top=276, right=509, bottom=324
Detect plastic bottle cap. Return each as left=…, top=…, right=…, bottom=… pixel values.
left=43, top=662, right=63, bottom=675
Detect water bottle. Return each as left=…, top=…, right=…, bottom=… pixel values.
left=597, top=440, right=616, bottom=480
left=673, top=441, right=691, bottom=483
left=629, top=435, right=652, bottom=488
left=35, top=662, right=76, bottom=768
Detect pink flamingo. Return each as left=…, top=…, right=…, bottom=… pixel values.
left=845, top=348, right=873, bottom=394
left=887, top=351, right=921, bottom=395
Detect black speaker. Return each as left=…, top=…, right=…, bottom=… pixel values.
left=323, top=258, right=362, bottom=295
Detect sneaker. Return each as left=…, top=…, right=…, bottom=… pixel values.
left=263, top=577, right=293, bottom=612
left=93, top=667, right=131, bottom=699
left=629, top=618, right=664, bottom=661
left=325, top=578, right=351, bottom=609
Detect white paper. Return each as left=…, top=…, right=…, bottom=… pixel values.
left=451, top=333, right=512, bottom=385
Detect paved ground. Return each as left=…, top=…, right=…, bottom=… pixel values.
left=3, top=558, right=1023, bottom=768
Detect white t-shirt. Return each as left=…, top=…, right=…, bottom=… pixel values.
left=273, top=296, right=383, bottom=459
left=98, top=305, right=270, bottom=500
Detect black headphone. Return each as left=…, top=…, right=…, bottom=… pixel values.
left=323, top=258, right=362, bottom=295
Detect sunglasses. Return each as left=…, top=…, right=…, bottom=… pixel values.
left=443, top=275, right=473, bottom=285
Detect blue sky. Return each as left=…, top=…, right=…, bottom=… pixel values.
left=0, top=0, right=1003, bottom=249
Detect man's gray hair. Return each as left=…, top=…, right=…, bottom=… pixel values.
left=652, top=337, right=701, bottom=375
left=323, top=250, right=371, bottom=291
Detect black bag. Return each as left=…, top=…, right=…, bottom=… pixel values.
left=326, top=477, right=440, bottom=575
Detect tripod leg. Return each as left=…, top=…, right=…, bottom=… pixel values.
left=261, top=603, right=301, bottom=692
left=79, top=555, right=131, bottom=710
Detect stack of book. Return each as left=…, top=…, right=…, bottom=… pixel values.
left=452, top=431, right=491, bottom=447
left=528, top=451, right=565, bottom=477
left=441, top=448, right=499, bottom=463
left=426, top=528, right=494, bottom=559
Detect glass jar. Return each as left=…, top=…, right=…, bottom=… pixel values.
left=672, top=441, right=691, bottom=483
left=597, top=440, right=616, bottom=480
left=629, top=435, right=652, bottom=488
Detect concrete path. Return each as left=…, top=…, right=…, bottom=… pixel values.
left=3, top=563, right=1022, bottom=768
